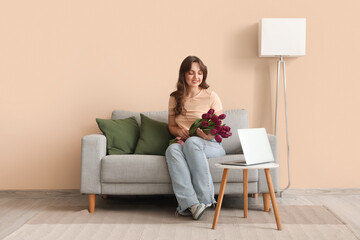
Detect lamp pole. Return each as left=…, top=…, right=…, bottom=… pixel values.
left=276, top=56, right=291, bottom=196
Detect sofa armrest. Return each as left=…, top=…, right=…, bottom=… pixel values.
left=80, top=134, right=106, bottom=194
left=258, top=134, right=279, bottom=193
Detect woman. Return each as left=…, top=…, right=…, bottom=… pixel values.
left=166, top=56, right=226, bottom=220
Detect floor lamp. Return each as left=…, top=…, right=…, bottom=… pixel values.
left=258, top=18, right=306, bottom=195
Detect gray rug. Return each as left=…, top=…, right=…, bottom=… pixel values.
left=4, top=205, right=358, bottom=240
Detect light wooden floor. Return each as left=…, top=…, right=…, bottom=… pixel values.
left=0, top=189, right=359, bottom=239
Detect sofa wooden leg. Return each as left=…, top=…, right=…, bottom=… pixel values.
left=89, top=194, right=95, bottom=213
left=263, top=192, right=270, bottom=212
left=249, top=193, right=259, bottom=198
left=102, top=194, right=108, bottom=199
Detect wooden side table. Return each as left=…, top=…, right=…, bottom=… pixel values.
left=212, top=162, right=282, bottom=230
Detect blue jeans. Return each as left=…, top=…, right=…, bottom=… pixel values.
left=165, top=136, right=226, bottom=213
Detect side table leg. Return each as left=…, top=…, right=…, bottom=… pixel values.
left=212, top=168, right=229, bottom=230
left=243, top=169, right=248, bottom=218
left=264, top=169, right=282, bottom=230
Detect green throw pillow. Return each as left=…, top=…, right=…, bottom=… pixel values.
left=96, top=117, right=140, bottom=155
left=134, top=114, right=173, bottom=156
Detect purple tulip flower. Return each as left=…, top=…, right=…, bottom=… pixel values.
left=219, top=114, right=226, bottom=120
left=201, top=121, right=209, bottom=128
left=221, top=132, right=231, bottom=138
left=211, top=115, right=219, bottom=122
left=223, top=126, right=231, bottom=132
left=220, top=132, right=226, bottom=138
left=222, top=132, right=232, bottom=138
left=202, top=113, right=209, bottom=119
left=208, top=109, right=215, bottom=115
left=210, top=129, right=218, bottom=135
left=215, top=135, right=222, bottom=143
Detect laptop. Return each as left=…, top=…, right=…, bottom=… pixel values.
left=222, top=128, right=274, bottom=166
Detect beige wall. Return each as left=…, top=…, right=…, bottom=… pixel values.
left=1, top=0, right=359, bottom=190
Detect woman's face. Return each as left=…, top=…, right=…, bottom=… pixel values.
left=185, top=62, right=203, bottom=89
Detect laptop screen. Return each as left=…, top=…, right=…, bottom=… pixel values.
left=237, top=128, right=274, bottom=165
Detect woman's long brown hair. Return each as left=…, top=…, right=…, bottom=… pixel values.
left=170, top=56, right=209, bottom=116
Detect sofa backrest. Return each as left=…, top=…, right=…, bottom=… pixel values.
left=111, top=109, right=249, bottom=154
left=111, top=110, right=168, bottom=126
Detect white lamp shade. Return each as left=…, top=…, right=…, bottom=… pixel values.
left=259, top=18, right=306, bottom=57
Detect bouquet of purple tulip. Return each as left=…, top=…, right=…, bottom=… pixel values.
left=169, top=109, right=232, bottom=145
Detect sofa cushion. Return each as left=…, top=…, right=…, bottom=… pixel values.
left=134, top=114, right=174, bottom=156
left=96, top=117, right=140, bottom=154
left=101, top=155, right=171, bottom=183
left=100, top=154, right=258, bottom=184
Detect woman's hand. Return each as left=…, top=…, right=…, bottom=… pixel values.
left=196, top=128, right=214, bottom=140
left=177, top=128, right=190, bottom=140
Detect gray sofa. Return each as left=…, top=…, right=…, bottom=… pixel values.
left=80, top=109, right=279, bottom=213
